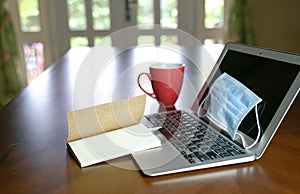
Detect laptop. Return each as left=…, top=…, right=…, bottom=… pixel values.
left=132, top=42, right=300, bottom=176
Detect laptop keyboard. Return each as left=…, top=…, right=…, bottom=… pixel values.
left=144, top=110, right=246, bottom=165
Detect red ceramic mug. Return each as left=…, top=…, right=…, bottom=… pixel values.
left=137, top=63, right=185, bottom=107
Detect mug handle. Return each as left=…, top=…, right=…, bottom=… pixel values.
left=137, top=73, right=156, bottom=99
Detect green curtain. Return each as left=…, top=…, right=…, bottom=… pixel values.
left=0, top=0, right=21, bottom=107
left=227, top=0, right=255, bottom=45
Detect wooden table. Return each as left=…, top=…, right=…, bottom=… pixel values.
left=0, top=45, right=299, bottom=194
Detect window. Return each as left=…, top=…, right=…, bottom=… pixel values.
left=8, top=0, right=230, bottom=85
left=160, top=0, right=178, bottom=29
left=205, top=0, right=224, bottom=29
left=24, top=42, right=44, bottom=83
left=18, top=0, right=41, bottom=32
left=70, top=37, right=88, bottom=47
left=94, top=36, right=112, bottom=46
left=92, top=0, right=111, bottom=30
left=160, top=35, right=178, bottom=45
left=67, top=0, right=87, bottom=31
left=137, top=0, right=154, bottom=27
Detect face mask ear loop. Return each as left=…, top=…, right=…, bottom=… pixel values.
left=197, top=95, right=208, bottom=117
left=236, top=105, right=262, bottom=149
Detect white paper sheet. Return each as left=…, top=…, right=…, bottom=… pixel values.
left=68, top=124, right=161, bottom=167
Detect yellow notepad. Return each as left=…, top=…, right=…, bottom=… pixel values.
left=67, top=95, right=161, bottom=167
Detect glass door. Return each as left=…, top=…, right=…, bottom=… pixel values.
left=6, top=0, right=229, bottom=85
left=59, top=0, right=195, bottom=48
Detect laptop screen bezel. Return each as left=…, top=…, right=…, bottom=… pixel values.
left=193, top=42, right=300, bottom=158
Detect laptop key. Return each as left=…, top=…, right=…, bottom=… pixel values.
left=201, top=147, right=210, bottom=153
left=194, top=152, right=211, bottom=162
left=219, top=152, right=231, bottom=158
left=211, top=145, right=220, bottom=150
left=227, top=149, right=241, bottom=156
left=221, top=145, right=232, bottom=150
left=206, top=151, right=221, bottom=160
left=188, top=146, right=198, bottom=152
left=217, top=141, right=228, bottom=147
left=196, top=142, right=206, bottom=148
left=158, top=127, right=173, bottom=140
left=192, top=140, right=201, bottom=144
left=184, top=154, right=194, bottom=159
left=213, top=148, right=225, bottom=154
left=188, top=158, right=196, bottom=164
left=239, top=150, right=246, bottom=154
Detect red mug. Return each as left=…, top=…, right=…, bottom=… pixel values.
left=137, top=63, right=185, bottom=107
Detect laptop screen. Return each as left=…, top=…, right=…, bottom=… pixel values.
left=200, top=48, right=300, bottom=139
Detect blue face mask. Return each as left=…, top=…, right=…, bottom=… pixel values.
left=198, top=73, right=262, bottom=149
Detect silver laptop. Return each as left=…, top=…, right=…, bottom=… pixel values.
left=132, top=42, right=300, bottom=176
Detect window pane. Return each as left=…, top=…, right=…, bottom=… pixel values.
left=92, top=0, right=111, bottom=30
left=94, top=36, right=112, bottom=46
left=24, top=42, right=44, bottom=83
left=70, top=37, right=88, bottom=47
left=137, top=0, right=154, bottom=29
left=18, top=0, right=41, bottom=32
left=160, top=35, right=178, bottom=45
left=137, top=36, right=155, bottom=46
left=204, top=38, right=223, bottom=44
left=160, top=0, right=178, bottom=29
left=205, top=0, right=224, bottom=29
left=67, top=0, right=87, bottom=31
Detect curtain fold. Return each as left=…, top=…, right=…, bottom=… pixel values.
left=0, top=0, right=21, bottom=107
left=227, top=0, right=255, bottom=45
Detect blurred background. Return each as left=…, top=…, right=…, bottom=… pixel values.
left=1, top=0, right=300, bottom=107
